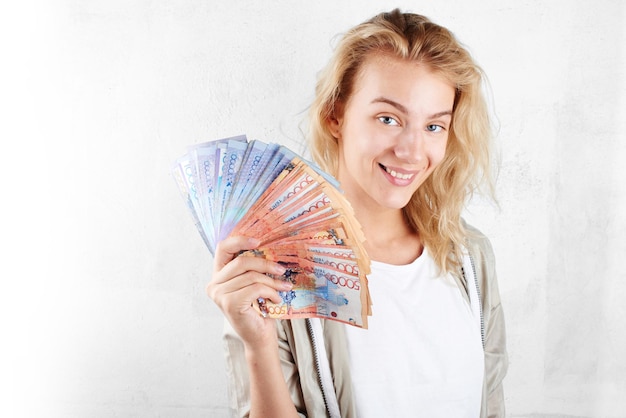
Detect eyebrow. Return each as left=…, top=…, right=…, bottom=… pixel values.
left=371, top=96, right=453, bottom=119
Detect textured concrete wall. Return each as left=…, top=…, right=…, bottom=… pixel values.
left=3, top=0, right=625, bottom=417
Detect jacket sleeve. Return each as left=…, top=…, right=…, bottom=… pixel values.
left=483, top=253, right=507, bottom=418
left=222, top=318, right=252, bottom=418
left=467, top=225, right=508, bottom=418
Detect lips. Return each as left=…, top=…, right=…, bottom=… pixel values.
left=379, top=163, right=416, bottom=181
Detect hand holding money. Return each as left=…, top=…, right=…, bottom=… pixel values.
left=172, top=135, right=372, bottom=328
left=206, top=235, right=291, bottom=348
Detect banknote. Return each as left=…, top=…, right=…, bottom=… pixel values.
left=240, top=250, right=366, bottom=326
left=172, top=135, right=371, bottom=327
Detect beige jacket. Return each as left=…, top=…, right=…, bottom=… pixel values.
left=223, top=224, right=508, bottom=417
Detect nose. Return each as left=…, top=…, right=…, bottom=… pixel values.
left=394, top=129, right=425, bottom=164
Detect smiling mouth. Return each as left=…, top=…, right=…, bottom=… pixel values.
left=379, top=164, right=415, bottom=180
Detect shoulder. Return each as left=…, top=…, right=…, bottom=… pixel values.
left=462, top=219, right=495, bottom=265
left=460, top=219, right=499, bottom=305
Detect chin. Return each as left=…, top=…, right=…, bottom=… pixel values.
left=379, top=195, right=414, bottom=210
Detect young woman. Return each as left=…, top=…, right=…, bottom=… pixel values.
left=207, top=9, right=507, bottom=418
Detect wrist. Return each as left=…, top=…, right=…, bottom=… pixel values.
left=244, top=336, right=279, bottom=362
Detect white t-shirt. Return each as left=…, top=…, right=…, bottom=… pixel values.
left=345, top=248, right=484, bottom=417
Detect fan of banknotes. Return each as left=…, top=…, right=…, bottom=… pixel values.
left=172, top=135, right=371, bottom=328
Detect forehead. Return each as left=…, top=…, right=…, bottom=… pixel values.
left=348, top=53, right=455, bottom=110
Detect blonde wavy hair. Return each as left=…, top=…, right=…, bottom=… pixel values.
left=307, top=9, right=496, bottom=273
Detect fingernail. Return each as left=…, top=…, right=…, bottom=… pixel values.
left=247, top=237, right=261, bottom=247
left=281, top=281, right=293, bottom=290
left=273, top=264, right=287, bottom=275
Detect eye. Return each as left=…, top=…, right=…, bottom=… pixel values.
left=378, top=116, right=400, bottom=126
left=426, top=124, right=445, bottom=133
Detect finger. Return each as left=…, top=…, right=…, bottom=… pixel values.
left=207, top=269, right=291, bottom=305
left=216, top=270, right=293, bottom=297
left=212, top=254, right=287, bottom=285
left=213, top=236, right=261, bottom=270
left=219, top=281, right=285, bottom=316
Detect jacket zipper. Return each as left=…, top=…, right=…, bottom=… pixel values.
left=306, top=318, right=333, bottom=418
left=467, top=252, right=485, bottom=349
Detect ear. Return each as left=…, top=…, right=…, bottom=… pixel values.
left=327, top=114, right=343, bottom=140
left=325, top=100, right=345, bottom=140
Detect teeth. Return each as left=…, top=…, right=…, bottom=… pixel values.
left=384, top=166, right=414, bottom=180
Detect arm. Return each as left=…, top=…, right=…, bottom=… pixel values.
left=224, top=318, right=308, bottom=418
left=208, top=236, right=300, bottom=418
left=485, top=303, right=508, bottom=418
left=473, top=231, right=508, bottom=418
left=246, top=342, right=300, bottom=418
left=464, top=221, right=508, bottom=418
left=483, top=271, right=507, bottom=418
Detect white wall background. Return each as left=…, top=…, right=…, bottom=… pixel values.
left=2, top=0, right=625, bottom=417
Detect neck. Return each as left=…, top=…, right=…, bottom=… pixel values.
left=352, top=204, right=423, bottom=265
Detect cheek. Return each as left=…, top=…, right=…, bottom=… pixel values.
left=432, top=140, right=449, bottom=166
left=436, top=149, right=448, bottom=166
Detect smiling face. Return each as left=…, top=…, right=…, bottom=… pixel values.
left=329, top=53, right=456, bottom=214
